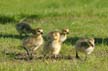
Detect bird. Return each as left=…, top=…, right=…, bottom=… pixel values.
left=75, top=38, right=95, bottom=60
left=22, top=28, right=44, bottom=60
left=16, top=22, right=33, bottom=36
left=43, top=31, right=62, bottom=58
left=47, top=28, right=69, bottom=43
left=60, top=28, right=69, bottom=43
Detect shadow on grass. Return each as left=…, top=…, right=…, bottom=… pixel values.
left=2, top=49, right=74, bottom=61
left=0, top=34, right=26, bottom=39
left=15, top=55, right=74, bottom=61
left=0, top=34, right=108, bottom=45
left=20, top=14, right=40, bottom=19
left=0, top=34, right=48, bottom=41
left=0, top=14, right=41, bottom=24
left=65, top=37, right=108, bottom=45
left=0, top=15, right=16, bottom=24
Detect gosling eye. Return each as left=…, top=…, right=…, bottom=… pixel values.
left=37, top=30, right=40, bottom=32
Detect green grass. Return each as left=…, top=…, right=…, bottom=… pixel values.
left=0, top=0, right=108, bottom=71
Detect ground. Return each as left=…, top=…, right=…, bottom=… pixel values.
left=0, top=0, right=108, bottom=71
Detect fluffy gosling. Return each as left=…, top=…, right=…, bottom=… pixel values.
left=16, top=22, right=33, bottom=36
left=60, top=28, right=69, bottom=43
left=75, top=38, right=95, bottom=60
left=22, top=28, right=44, bottom=59
left=44, top=31, right=62, bottom=58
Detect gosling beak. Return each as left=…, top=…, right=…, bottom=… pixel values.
left=67, top=32, right=69, bottom=34
left=41, top=32, right=43, bottom=34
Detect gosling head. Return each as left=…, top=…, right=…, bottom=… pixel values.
left=32, top=28, right=43, bottom=35
left=52, top=31, right=60, bottom=40
left=88, top=38, right=95, bottom=47
left=61, top=28, right=69, bottom=34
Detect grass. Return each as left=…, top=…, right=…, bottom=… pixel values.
left=0, top=0, right=108, bottom=71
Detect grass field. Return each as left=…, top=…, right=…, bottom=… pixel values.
left=0, top=0, right=108, bottom=71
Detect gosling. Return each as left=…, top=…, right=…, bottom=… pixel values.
left=16, top=22, right=33, bottom=36
left=22, top=28, right=44, bottom=59
left=44, top=31, right=62, bottom=58
left=60, top=28, right=69, bottom=43
left=75, top=38, right=95, bottom=60
left=47, top=28, right=69, bottom=43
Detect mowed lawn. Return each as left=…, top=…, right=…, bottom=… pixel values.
left=0, top=0, right=108, bottom=71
